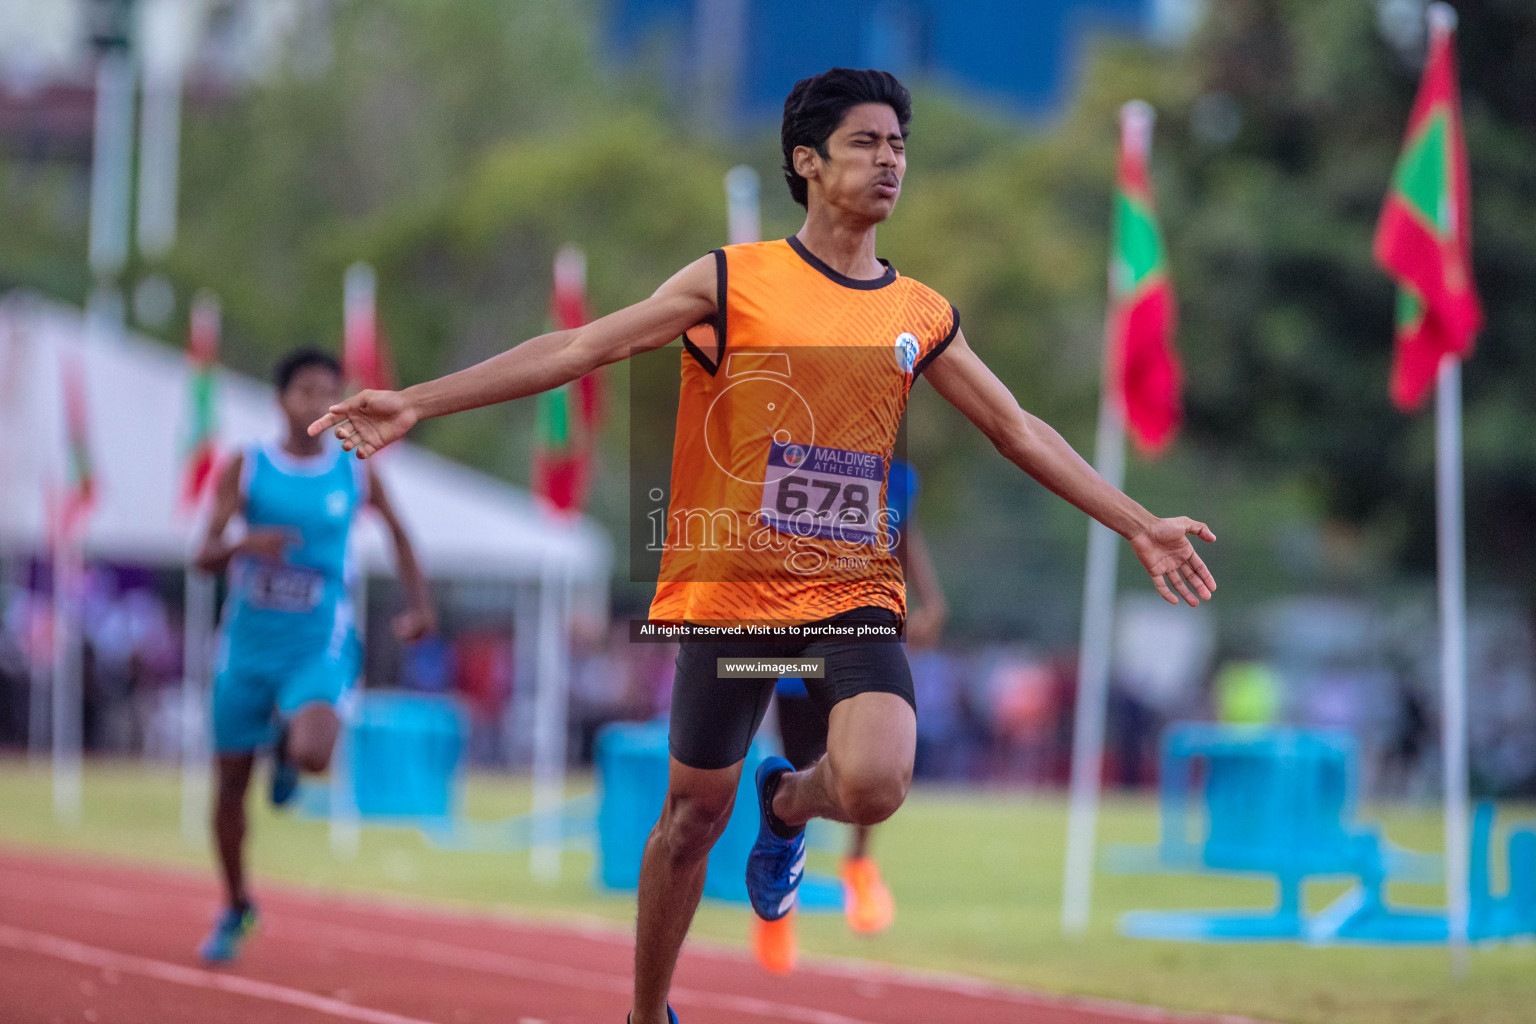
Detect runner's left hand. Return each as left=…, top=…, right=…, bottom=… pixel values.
left=1128, top=517, right=1217, bottom=607
left=308, top=389, right=417, bottom=459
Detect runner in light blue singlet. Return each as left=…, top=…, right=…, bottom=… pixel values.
left=211, top=440, right=367, bottom=753
left=194, top=348, right=435, bottom=965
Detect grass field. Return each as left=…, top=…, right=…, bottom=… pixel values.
left=2, top=758, right=1531, bottom=1024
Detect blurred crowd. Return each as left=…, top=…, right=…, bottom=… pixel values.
left=5, top=569, right=1536, bottom=801
left=0, top=563, right=184, bottom=758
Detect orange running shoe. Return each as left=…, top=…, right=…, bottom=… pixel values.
left=751, top=908, right=798, bottom=974
left=840, top=857, right=895, bottom=934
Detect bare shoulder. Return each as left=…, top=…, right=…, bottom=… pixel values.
left=652, top=253, right=720, bottom=305
left=922, top=327, right=990, bottom=392
left=215, top=449, right=245, bottom=490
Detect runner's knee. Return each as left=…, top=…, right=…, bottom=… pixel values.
left=290, top=739, right=336, bottom=773
left=288, top=706, right=340, bottom=772
left=835, top=769, right=908, bottom=826
left=656, top=789, right=736, bottom=860
left=292, top=745, right=332, bottom=773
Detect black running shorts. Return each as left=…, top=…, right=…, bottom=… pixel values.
left=668, top=606, right=915, bottom=771
left=775, top=690, right=828, bottom=771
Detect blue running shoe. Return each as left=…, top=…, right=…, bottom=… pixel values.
left=270, top=734, right=299, bottom=808
left=625, top=1006, right=678, bottom=1023
left=746, top=756, right=806, bottom=922
left=198, top=903, right=258, bottom=963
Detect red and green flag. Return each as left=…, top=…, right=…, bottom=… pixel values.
left=180, top=291, right=220, bottom=507
left=1373, top=6, right=1482, bottom=411
left=344, top=262, right=396, bottom=393
left=1108, top=100, right=1181, bottom=456
left=58, top=353, right=95, bottom=538
left=533, top=245, right=603, bottom=514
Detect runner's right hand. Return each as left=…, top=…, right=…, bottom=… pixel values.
left=238, top=529, right=293, bottom=561
left=308, top=389, right=417, bottom=460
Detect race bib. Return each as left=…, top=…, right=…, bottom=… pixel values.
left=758, top=441, right=885, bottom=548
left=245, top=564, right=325, bottom=613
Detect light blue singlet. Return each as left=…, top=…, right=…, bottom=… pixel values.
left=211, top=442, right=367, bottom=753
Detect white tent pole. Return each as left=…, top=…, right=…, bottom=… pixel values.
left=530, top=557, right=571, bottom=883
left=51, top=539, right=83, bottom=825
left=505, top=581, right=539, bottom=768
left=1061, top=385, right=1126, bottom=935
left=0, top=311, right=47, bottom=759
left=1435, top=356, right=1470, bottom=976
left=329, top=572, right=368, bottom=859
left=180, top=567, right=214, bottom=844
left=29, top=588, right=50, bottom=760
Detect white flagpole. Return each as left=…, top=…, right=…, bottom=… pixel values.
left=344, top=262, right=377, bottom=388
left=52, top=538, right=83, bottom=825
left=725, top=165, right=761, bottom=246
left=1061, top=390, right=1126, bottom=935
left=1435, top=355, right=1470, bottom=975
left=1062, top=100, right=1152, bottom=935
left=180, top=568, right=214, bottom=844
left=136, top=0, right=195, bottom=261
left=530, top=557, right=572, bottom=883
left=179, top=291, right=220, bottom=844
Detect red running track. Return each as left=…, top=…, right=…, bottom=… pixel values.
left=0, top=847, right=1272, bottom=1024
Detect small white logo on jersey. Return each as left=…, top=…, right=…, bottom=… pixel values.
left=894, top=332, right=919, bottom=374
left=325, top=491, right=350, bottom=518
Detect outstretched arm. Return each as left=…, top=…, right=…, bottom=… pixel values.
left=365, top=465, right=436, bottom=642
left=924, top=328, right=1216, bottom=606
left=309, top=256, right=719, bottom=458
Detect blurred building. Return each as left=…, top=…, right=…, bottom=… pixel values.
left=0, top=0, right=327, bottom=159
left=608, top=0, right=1204, bottom=127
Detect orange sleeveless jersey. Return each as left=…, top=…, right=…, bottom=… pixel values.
left=647, top=238, right=958, bottom=626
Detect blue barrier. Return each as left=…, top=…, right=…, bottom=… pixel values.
left=1468, top=802, right=1536, bottom=941
left=594, top=720, right=842, bottom=910
left=291, top=701, right=849, bottom=914
left=347, top=692, right=468, bottom=819
left=1116, top=723, right=1444, bottom=943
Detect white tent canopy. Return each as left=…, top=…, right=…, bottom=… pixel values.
left=0, top=292, right=610, bottom=585
left=4, top=291, right=600, bottom=877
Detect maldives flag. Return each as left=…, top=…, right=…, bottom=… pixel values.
left=58, top=354, right=95, bottom=538
left=1373, top=7, right=1482, bottom=412
left=533, top=245, right=603, bottom=514
left=180, top=291, right=220, bottom=507
left=1108, top=101, right=1181, bottom=456
left=344, top=262, right=397, bottom=393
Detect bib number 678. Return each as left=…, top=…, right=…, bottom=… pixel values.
left=775, top=476, right=869, bottom=525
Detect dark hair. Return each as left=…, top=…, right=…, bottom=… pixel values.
left=781, top=68, right=912, bottom=208
left=274, top=348, right=342, bottom=393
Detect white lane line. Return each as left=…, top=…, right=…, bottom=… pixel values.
left=0, top=923, right=443, bottom=1024
left=0, top=862, right=1274, bottom=1024
left=0, top=878, right=879, bottom=1024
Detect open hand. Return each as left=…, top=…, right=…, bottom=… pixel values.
left=308, top=389, right=417, bottom=459
left=1128, top=517, right=1217, bottom=607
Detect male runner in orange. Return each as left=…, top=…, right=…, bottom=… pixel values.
left=311, top=68, right=1215, bottom=1024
